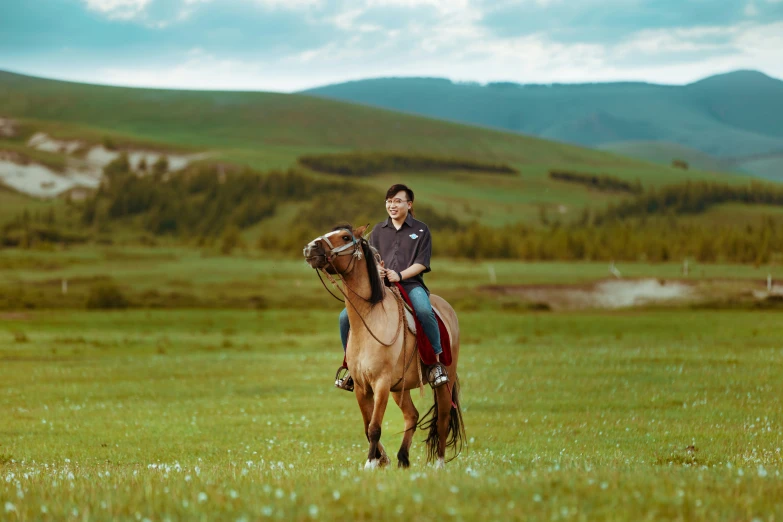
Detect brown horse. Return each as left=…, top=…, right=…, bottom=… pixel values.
left=303, top=224, right=465, bottom=469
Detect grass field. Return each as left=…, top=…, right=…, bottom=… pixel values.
left=2, top=308, right=783, bottom=520
left=1, top=245, right=780, bottom=311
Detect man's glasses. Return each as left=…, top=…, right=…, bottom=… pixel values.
left=385, top=198, right=408, bottom=205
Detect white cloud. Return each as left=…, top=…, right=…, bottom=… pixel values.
left=615, top=26, right=736, bottom=56
left=254, top=0, right=322, bottom=8
left=329, top=8, right=383, bottom=32
left=83, top=0, right=152, bottom=20
left=183, top=0, right=321, bottom=8
left=744, top=0, right=759, bottom=16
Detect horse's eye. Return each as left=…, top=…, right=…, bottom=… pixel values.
left=343, top=236, right=350, bottom=241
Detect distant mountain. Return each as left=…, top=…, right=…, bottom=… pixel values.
left=303, top=70, right=783, bottom=178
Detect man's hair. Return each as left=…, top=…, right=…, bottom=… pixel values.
left=385, top=184, right=414, bottom=202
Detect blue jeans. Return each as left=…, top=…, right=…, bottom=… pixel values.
left=339, top=286, right=442, bottom=355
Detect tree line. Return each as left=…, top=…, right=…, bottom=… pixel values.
left=80, top=154, right=344, bottom=237
left=548, top=169, right=643, bottom=194
left=435, top=217, right=781, bottom=264
left=595, top=180, right=783, bottom=224
left=298, top=152, right=517, bottom=177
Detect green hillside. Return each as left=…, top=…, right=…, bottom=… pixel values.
left=3, top=70, right=783, bottom=264
left=1, top=70, right=750, bottom=227
left=0, top=69, right=658, bottom=170
left=598, top=141, right=736, bottom=173
left=303, top=70, right=783, bottom=176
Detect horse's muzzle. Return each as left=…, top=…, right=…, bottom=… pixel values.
left=303, top=241, right=328, bottom=269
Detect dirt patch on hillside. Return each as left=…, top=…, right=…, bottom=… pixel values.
left=484, top=278, right=695, bottom=310
left=0, top=128, right=208, bottom=198
left=0, top=118, right=18, bottom=138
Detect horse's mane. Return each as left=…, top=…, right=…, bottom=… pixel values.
left=332, top=224, right=384, bottom=305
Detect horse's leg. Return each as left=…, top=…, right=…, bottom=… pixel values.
left=392, top=390, right=418, bottom=469
left=357, top=388, right=391, bottom=466
left=355, top=386, right=376, bottom=464
left=365, top=380, right=391, bottom=470
left=434, top=384, right=452, bottom=468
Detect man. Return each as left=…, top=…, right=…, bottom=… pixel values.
left=336, top=183, right=448, bottom=390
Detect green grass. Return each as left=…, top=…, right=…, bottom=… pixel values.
left=679, top=202, right=783, bottom=227
left=1, top=245, right=781, bottom=311
left=2, top=308, right=783, bottom=520
left=0, top=188, right=66, bottom=224
left=598, top=141, right=736, bottom=173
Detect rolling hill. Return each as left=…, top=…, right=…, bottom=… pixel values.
left=1, top=71, right=783, bottom=263
left=1, top=69, right=753, bottom=229
left=303, top=70, right=783, bottom=179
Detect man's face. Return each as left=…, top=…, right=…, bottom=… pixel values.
left=385, top=190, right=411, bottom=220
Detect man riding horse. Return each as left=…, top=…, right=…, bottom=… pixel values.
left=303, top=190, right=464, bottom=467
left=335, top=184, right=449, bottom=391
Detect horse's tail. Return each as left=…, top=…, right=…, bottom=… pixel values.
left=417, top=375, right=466, bottom=463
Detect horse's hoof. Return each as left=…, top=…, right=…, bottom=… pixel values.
left=364, top=459, right=379, bottom=470
left=379, top=453, right=391, bottom=467
left=434, top=458, right=445, bottom=470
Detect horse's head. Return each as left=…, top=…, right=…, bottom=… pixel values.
left=303, top=224, right=370, bottom=274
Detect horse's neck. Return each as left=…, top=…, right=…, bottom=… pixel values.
left=341, top=262, right=373, bottom=303
left=342, top=266, right=396, bottom=327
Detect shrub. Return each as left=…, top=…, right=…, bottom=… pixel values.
left=152, top=155, right=169, bottom=176
left=86, top=281, right=129, bottom=310
left=672, top=159, right=689, bottom=170
left=220, top=225, right=244, bottom=255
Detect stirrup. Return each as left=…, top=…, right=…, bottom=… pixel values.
left=334, top=366, right=354, bottom=392
left=427, top=363, right=449, bottom=389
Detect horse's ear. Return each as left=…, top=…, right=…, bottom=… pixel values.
left=354, top=224, right=370, bottom=239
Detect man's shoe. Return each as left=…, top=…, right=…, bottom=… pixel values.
left=427, top=363, right=449, bottom=388
left=334, top=366, right=354, bottom=392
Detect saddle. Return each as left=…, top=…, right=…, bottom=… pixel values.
left=394, top=283, right=452, bottom=367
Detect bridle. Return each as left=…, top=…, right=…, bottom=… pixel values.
left=304, top=229, right=364, bottom=302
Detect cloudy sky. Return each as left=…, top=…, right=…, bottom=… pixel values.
left=2, top=0, right=782, bottom=92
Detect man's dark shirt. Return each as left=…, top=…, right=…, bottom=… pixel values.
left=369, top=213, right=433, bottom=294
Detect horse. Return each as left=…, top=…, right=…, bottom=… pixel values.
left=303, top=224, right=465, bottom=469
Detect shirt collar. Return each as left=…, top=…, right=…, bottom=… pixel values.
left=382, top=213, right=414, bottom=228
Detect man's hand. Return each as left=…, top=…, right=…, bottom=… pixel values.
left=386, top=270, right=401, bottom=283
left=377, top=260, right=387, bottom=279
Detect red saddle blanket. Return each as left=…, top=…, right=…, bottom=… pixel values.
left=342, top=284, right=452, bottom=368
left=395, top=283, right=452, bottom=367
